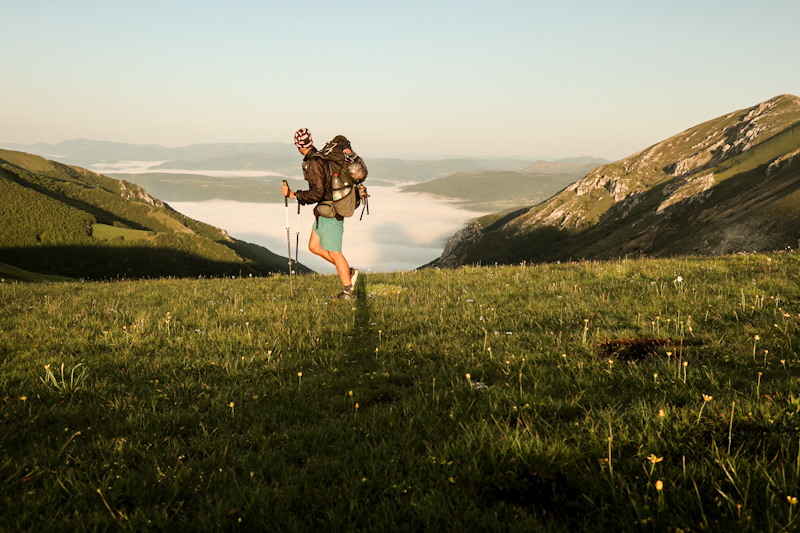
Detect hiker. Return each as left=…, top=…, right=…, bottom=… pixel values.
left=282, top=128, right=358, bottom=300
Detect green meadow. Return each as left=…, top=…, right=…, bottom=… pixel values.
left=2, top=254, right=800, bottom=531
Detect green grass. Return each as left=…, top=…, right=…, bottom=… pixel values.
left=2, top=254, right=800, bottom=531
left=0, top=262, right=75, bottom=283
left=91, top=223, right=157, bottom=242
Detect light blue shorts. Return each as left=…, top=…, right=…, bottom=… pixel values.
left=313, top=217, right=344, bottom=252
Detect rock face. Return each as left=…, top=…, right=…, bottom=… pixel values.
left=430, top=94, right=800, bottom=267
left=119, top=180, right=165, bottom=207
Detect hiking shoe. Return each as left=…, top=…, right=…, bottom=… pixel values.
left=349, top=268, right=359, bottom=286
left=335, top=287, right=357, bottom=301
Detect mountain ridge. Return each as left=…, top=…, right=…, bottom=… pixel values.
left=430, top=94, right=800, bottom=267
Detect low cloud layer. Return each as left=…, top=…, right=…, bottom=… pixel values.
left=170, top=186, right=492, bottom=272
left=91, top=161, right=287, bottom=179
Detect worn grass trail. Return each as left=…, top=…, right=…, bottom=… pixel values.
left=2, top=254, right=800, bottom=531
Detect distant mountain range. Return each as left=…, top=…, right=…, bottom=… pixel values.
left=401, top=161, right=601, bottom=211
left=0, top=138, right=609, bottom=187
left=430, top=94, right=800, bottom=267
left=0, top=139, right=297, bottom=166
left=0, top=149, right=306, bottom=279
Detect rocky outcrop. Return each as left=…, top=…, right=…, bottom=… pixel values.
left=119, top=180, right=165, bottom=207
left=656, top=174, right=715, bottom=214
left=766, top=149, right=800, bottom=178
left=434, top=223, right=483, bottom=268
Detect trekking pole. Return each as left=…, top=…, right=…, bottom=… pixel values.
left=283, top=181, right=293, bottom=298
left=295, top=200, right=301, bottom=280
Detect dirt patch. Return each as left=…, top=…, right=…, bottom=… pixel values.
left=596, top=337, right=677, bottom=361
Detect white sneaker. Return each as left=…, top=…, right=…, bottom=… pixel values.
left=349, top=268, right=359, bottom=286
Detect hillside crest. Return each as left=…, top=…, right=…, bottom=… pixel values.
left=432, top=94, right=800, bottom=267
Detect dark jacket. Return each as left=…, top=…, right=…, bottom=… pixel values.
left=295, top=148, right=343, bottom=221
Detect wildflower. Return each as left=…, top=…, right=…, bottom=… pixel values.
left=755, top=335, right=761, bottom=341
left=465, top=373, right=471, bottom=380
left=349, top=390, right=353, bottom=397
left=647, top=454, right=663, bottom=464
left=675, top=276, right=683, bottom=282
left=229, top=402, right=234, bottom=408
left=658, top=409, right=666, bottom=417
left=655, top=480, right=664, bottom=491
left=297, top=372, right=303, bottom=378
left=788, top=496, right=798, bottom=505
left=20, top=396, right=27, bottom=401
left=696, top=394, right=712, bottom=423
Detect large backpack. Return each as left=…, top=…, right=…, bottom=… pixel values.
left=311, top=135, right=369, bottom=220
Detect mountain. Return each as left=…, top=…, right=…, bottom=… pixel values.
left=519, top=160, right=602, bottom=174
left=553, top=156, right=612, bottom=165
left=151, top=155, right=538, bottom=184
left=0, top=139, right=297, bottom=166
left=0, top=149, right=307, bottom=279
left=105, top=173, right=307, bottom=204
left=430, top=95, right=800, bottom=267
left=400, top=160, right=601, bottom=211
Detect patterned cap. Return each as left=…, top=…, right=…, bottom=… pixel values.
left=294, top=128, right=313, bottom=149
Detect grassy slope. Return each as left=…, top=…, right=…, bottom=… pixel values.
left=0, top=262, right=74, bottom=282
left=0, top=149, right=302, bottom=279
left=443, top=97, right=800, bottom=266
left=2, top=254, right=800, bottom=531
left=112, top=173, right=306, bottom=203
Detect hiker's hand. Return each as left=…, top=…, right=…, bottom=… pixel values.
left=281, top=183, right=293, bottom=198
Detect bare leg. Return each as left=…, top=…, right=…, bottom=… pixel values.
left=309, top=230, right=352, bottom=286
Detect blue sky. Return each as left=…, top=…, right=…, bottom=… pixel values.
left=2, top=0, right=799, bottom=160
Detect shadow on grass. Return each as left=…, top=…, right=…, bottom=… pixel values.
left=0, top=245, right=269, bottom=280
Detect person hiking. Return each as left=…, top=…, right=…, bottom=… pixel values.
left=282, top=128, right=358, bottom=300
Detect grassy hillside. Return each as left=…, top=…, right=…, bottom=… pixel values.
left=432, top=95, right=800, bottom=267
left=110, top=173, right=307, bottom=203
left=2, top=254, right=800, bottom=530
left=0, top=261, right=74, bottom=283
left=0, top=149, right=305, bottom=279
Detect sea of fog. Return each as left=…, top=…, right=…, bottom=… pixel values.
left=90, top=161, right=288, bottom=178
left=100, top=161, right=492, bottom=272
left=170, top=186, right=491, bottom=273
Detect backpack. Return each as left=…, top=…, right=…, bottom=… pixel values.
left=311, top=135, right=369, bottom=220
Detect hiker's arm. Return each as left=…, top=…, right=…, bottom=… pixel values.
left=295, top=159, right=327, bottom=205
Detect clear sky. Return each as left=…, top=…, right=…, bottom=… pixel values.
left=3, top=0, right=799, bottom=161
